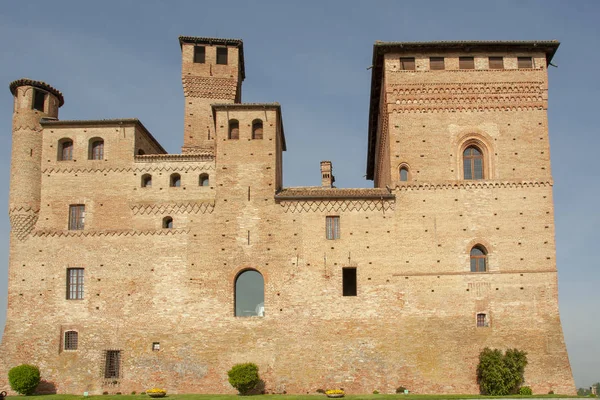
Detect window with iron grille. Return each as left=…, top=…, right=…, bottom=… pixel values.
left=489, top=56, right=504, bottom=69
left=33, top=89, right=46, bottom=112
left=216, top=47, right=228, bottom=65
left=193, top=46, right=205, bottom=63
left=67, top=268, right=84, bottom=300
left=399, top=57, right=415, bottom=71
left=68, top=205, right=85, bottom=230
left=518, top=57, right=533, bottom=68
left=64, top=331, right=78, bottom=350
left=59, top=139, right=74, bottom=161
left=459, top=56, right=475, bottom=69
left=326, top=216, right=340, bottom=240
left=477, top=313, right=488, bottom=327
left=430, top=57, right=445, bottom=70
left=89, top=139, right=104, bottom=160
left=104, top=350, right=121, bottom=379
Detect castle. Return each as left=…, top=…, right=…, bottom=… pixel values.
left=0, top=36, right=576, bottom=395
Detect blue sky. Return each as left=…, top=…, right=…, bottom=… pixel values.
left=0, top=0, right=598, bottom=389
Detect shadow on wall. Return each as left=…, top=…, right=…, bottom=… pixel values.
left=36, top=380, right=57, bottom=394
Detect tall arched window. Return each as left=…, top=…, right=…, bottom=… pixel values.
left=252, top=119, right=263, bottom=140
left=64, top=330, right=78, bottom=350
left=58, top=138, right=73, bottom=161
left=235, top=270, right=264, bottom=317
left=463, top=146, right=484, bottom=180
left=170, top=173, right=181, bottom=187
left=229, top=120, right=239, bottom=140
left=470, top=245, right=487, bottom=272
left=199, top=173, right=209, bottom=186
left=162, top=216, right=173, bottom=229
left=141, top=174, right=152, bottom=188
left=89, top=138, right=104, bottom=160
left=399, top=166, right=409, bottom=181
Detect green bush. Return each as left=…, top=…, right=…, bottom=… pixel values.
left=227, top=363, right=260, bottom=395
left=373, top=390, right=379, bottom=394
left=396, top=386, right=407, bottom=394
left=316, top=389, right=325, bottom=394
left=8, top=364, right=40, bottom=395
left=476, top=348, right=528, bottom=395
left=519, top=386, right=533, bottom=395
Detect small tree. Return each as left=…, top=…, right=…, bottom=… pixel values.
left=477, top=348, right=528, bottom=395
left=8, top=364, right=41, bottom=395
left=227, top=363, right=260, bottom=395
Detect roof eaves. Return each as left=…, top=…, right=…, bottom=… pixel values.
left=9, top=78, right=65, bottom=107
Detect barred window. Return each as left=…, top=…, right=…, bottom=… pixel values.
left=67, top=268, right=84, bottom=300
left=326, top=216, right=340, bottom=240
left=104, top=350, right=121, bottom=379
left=69, top=205, right=85, bottom=230
left=477, top=313, right=488, bottom=327
left=59, top=139, right=74, bottom=161
left=64, top=331, right=78, bottom=350
left=89, top=139, right=104, bottom=160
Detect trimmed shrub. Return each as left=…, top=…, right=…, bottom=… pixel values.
left=8, top=364, right=40, bottom=395
left=396, top=386, right=407, bottom=394
left=548, top=391, right=554, bottom=394
left=477, top=347, right=528, bottom=395
left=373, top=390, right=379, bottom=394
left=316, top=389, right=326, bottom=394
left=519, top=386, right=533, bottom=395
left=227, top=363, right=260, bottom=395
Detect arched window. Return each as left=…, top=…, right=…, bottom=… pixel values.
left=137, top=149, right=146, bottom=155
left=170, top=173, right=181, bottom=187
left=58, top=138, right=73, bottom=161
left=463, top=146, right=484, bottom=180
left=470, top=245, right=487, bottom=272
left=199, top=173, right=209, bottom=186
left=252, top=119, right=263, bottom=140
left=235, top=270, right=264, bottom=317
left=64, top=330, right=78, bottom=350
left=89, top=138, right=104, bottom=160
left=141, top=174, right=152, bottom=188
left=162, top=216, right=173, bottom=229
left=399, top=166, right=409, bottom=181
left=228, top=119, right=239, bottom=140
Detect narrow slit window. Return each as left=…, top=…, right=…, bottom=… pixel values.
left=518, top=57, right=533, bottom=68
left=68, top=205, right=85, bottom=230
left=343, top=268, right=357, bottom=296
left=193, top=46, right=205, bottom=63
left=326, top=216, right=340, bottom=240
left=489, top=56, right=504, bottom=69
left=430, top=57, right=445, bottom=70
left=399, top=57, right=415, bottom=71
left=66, top=268, right=84, bottom=300
left=459, top=57, right=475, bottom=69
left=33, top=89, right=46, bottom=112
left=216, top=47, right=228, bottom=65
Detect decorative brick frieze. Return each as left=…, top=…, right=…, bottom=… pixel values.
left=130, top=201, right=215, bottom=215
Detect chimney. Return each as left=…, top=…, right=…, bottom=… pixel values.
left=320, top=161, right=334, bottom=188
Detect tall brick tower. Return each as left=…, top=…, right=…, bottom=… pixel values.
left=179, top=36, right=244, bottom=153
left=8, top=79, right=63, bottom=240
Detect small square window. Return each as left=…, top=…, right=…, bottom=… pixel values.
left=216, top=47, right=228, bottom=65
left=152, top=342, right=160, bottom=351
left=518, top=57, right=533, bottom=68
left=193, top=46, right=205, bottom=63
left=430, top=57, right=445, bottom=70
left=399, top=57, right=415, bottom=71
left=326, top=216, right=340, bottom=240
left=33, top=89, right=46, bottom=112
left=489, top=57, right=504, bottom=69
left=459, top=57, right=475, bottom=69
left=477, top=313, right=489, bottom=327
left=343, top=268, right=357, bottom=296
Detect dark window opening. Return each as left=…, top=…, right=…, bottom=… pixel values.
left=33, top=89, right=46, bottom=112
left=235, top=270, right=264, bottom=317
left=152, top=342, right=160, bottom=351
left=518, top=57, right=533, bottom=68
left=199, top=173, right=209, bottom=186
left=470, top=246, right=488, bottom=272
left=193, top=46, right=205, bottom=63
left=430, top=57, right=445, bottom=70
left=489, top=57, right=504, bottom=69
left=89, top=139, right=104, bottom=160
left=400, top=167, right=409, bottom=181
left=228, top=120, right=239, bottom=140
left=477, top=313, right=488, bottom=327
left=104, top=350, right=121, bottom=379
left=459, top=57, right=475, bottom=69
left=68, top=205, right=85, bottom=230
left=59, top=139, right=73, bottom=161
left=141, top=174, right=152, bottom=188
left=343, top=268, right=357, bottom=296
left=67, top=268, right=84, bottom=300
left=64, top=331, right=78, bottom=350
left=216, top=47, right=228, bottom=65
left=163, top=216, right=173, bottom=229
left=400, top=57, right=415, bottom=71
left=137, top=149, right=146, bottom=155
left=170, top=173, right=181, bottom=187
left=463, top=146, right=484, bottom=180
left=252, top=119, right=263, bottom=139
left=326, top=216, right=340, bottom=240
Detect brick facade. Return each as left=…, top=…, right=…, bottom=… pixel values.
left=0, top=37, right=575, bottom=395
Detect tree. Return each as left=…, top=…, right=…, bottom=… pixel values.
left=477, top=348, right=528, bottom=395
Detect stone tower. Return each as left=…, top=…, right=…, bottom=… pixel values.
left=179, top=36, right=244, bottom=153
left=8, top=79, right=63, bottom=240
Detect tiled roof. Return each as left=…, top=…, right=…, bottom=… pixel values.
left=179, top=36, right=245, bottom=80
left=9, top=78, right=65, bottom=107
left=275, top=187, right=395, bottom=200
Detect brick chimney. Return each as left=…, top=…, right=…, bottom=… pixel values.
left=320, top=161, right=334, bottom=188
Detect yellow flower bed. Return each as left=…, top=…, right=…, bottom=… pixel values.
left=146, top=388, right=166, bottom=394
left=325, top=389, right=344, bottom=395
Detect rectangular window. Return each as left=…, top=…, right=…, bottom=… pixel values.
left=193, top=46, right=205, bottom=63
left=325, top=216, right=340, bottom=240
left=477, top=313, right=488, bottom=327
left=399, top=57, right=415, bottom=71
left=104, top=350, right=121, bottom=379
left=67, top=268, right=84, bottom=300
left=518, top=56, right=533, bottom=68
left=69, top=205, right=85, bottom=230
left=33, top=89, right=46, bottom=112
left=64, top=331, right=79, bottom=350
left=459, top=57, right=475, bottom=69
left=489, top=56, right=504, bottom=69
left=342, top=268, right=357, bottom=296
left=216, top=47, right=228, bottom=65
left=430, top=57, right=445, bottom=70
